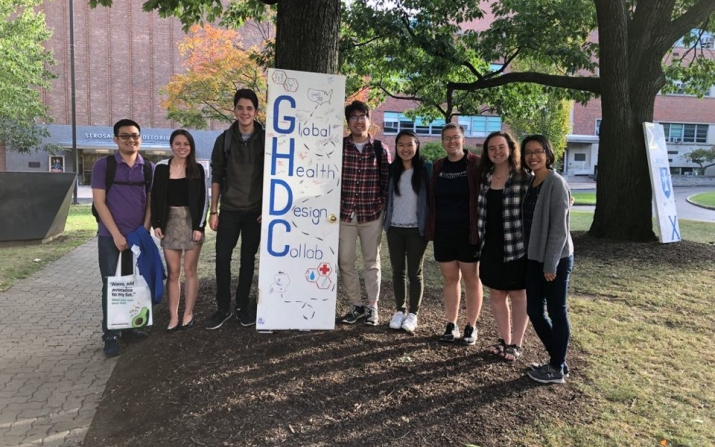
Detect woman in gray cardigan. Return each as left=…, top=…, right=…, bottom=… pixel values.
left=520, top=135, right=574, bottom=384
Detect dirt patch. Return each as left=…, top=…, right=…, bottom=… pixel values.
left=81, top=236, right=625, bottom=447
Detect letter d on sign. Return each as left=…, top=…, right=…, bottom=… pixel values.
left=269, top=179, right=293, bottom=215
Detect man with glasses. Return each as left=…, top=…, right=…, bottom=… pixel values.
left=92, top=119, right=153, bottom=357
left=338, top=100, right=391, bottom=325
left=205, top=89, right=265, bottom=330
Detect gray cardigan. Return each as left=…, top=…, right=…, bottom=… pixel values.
left=525, top=171, right=574, bottom=273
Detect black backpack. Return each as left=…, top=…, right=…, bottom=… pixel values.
left=91, top=155, right=153, bottom=222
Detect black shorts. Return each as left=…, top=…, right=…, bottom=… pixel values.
left=433, top=227, right=480, bottom=263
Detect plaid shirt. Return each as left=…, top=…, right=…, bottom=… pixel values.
left=476, top=169, right=531, bottom=261
left=340, top=135, right=391, bottom=223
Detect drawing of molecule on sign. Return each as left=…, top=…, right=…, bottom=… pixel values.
left=272, top=70, right=287, bottom=85
left=271, top=69, right=299, bottom=92
left=305, top=262, right=333, bottom=289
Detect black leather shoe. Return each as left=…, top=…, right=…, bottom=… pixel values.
left=167, top=324, right=181, bottom=333
left=181, top=319, right=194, bottom=330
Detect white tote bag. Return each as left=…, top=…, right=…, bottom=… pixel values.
left=105, top=247, right=153, bottom=330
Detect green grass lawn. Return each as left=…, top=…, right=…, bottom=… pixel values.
left=0, top=205, right=96, bottom=292
left=688, top=191, right=715, bottom=208
left=572, top=191, right=596, bottom=206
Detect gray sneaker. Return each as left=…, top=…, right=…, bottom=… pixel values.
left=530, top=362, right=570, bottom=377
left=459, top=324, right=477, bottom=345
left=364, top=306, right=379, bottom=326
left=527, top=364, right=566, bottom=384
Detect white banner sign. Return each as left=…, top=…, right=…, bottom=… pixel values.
left=643, top=122, right=681, bottom=243
left=257, top=69, right=346, bottom=330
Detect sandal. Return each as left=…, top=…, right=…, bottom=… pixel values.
left=502, top=344, right=522, bottom=362
left=488, top=339, right=506, bottom=357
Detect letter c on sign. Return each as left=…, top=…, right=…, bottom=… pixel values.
left=267, top=220, right=290, bottom=256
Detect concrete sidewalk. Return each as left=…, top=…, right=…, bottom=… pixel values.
left=0, top=238, right=115, bottom=447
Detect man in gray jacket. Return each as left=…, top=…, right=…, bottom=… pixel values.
left=206, top=89, right=265, bottom=330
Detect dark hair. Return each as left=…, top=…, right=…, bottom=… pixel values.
left=345, top=100, right=370, bottom=122
left=233, top=88, right=259, bottom=109
left=440, top=122, right=464, bottom=138
left=480, top=131, right=525, bottom=180
left=520, top=134, right=555, bottom=170
left=114, top=119, right=141, bottom=136
left=391, top=130, right=425, bottom=196
left=169, top=129, right=201, bottom=179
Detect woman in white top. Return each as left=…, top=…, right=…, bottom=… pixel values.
left=383, top=130, right=432, bottom=333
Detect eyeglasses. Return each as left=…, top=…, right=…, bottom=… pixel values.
left=348, top=115, right=368, bottom=122
left=118, top=134, right=141, bottom=141
left=442, top=135, right=462, bottom=143
left=525, top=149, right=546, bottom=157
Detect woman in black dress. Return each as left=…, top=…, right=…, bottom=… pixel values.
left=476, top=131, right=530, bottom=361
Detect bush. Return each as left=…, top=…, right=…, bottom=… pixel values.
left=421, top=142, right=445, bottom=162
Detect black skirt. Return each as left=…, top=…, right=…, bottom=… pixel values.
left=479, top=188, right=526, bottom=290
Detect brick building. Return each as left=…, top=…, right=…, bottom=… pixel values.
left=4, top=1, right=265, bottom=180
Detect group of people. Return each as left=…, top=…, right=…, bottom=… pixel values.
left=92, top=89, right=574, bottom=385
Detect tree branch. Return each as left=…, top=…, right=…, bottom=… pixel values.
left=669, top=0, right=715, bottom=45
left=448, top=72, right=601, bottom=94
left=373, top=82, right=422, bottom=102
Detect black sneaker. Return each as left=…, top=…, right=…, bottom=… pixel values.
left=103, top=335, right=119, bottom=358
left=459, top=324, right=477, bottom=345
left=120, top=329, right=148, bottom=342
left=205, top=310, right=233, bottom=330
left=531, top=362, right=570, bottom=377
left=237, top=310, right=256, bottom=327
left=527, top=364, right=566, bottom=384
left=440, top=322, right=460, bottom=342
left=340, top=305, right=366, bottom=324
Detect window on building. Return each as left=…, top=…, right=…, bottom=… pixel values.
left=595, top=119, right=602, bottom=136
left=458, top=115, right=502, bottom=137
left=661, top=123, right=709, bottom=143
left=667, top=150, right=679, bottom=155
left=574, top=153, right=586, bottom=162
left=382, top=112, right=448, bottom=136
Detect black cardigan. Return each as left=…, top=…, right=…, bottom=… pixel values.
left=151, top=158, right=209, bottom=232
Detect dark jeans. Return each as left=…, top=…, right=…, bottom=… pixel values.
left=526, top=255, right=574, bottom=373
left=386, top=227, right=428, bottom=315
left=98, top=236, right=133, bottom=339
left=215, top=209, right=261, bottom=314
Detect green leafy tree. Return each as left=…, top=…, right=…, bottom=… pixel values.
left=90, top=0, right=715, bottom=241
left=341, top=0, right=715, bottom=241
left=0, top=0, right=56, bottom=152
left=504, top=97, right=573, bottom=164
left=682, top=147, right=715, bottom=174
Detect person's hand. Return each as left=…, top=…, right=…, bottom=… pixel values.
left=257, top=214, right=262, bottom=223
left=113, top=234, right=128, bottom=251
left=192, top=230, right=203, bottom=242
left=544, top=272, right=556, bottom=282
left=154, top=228, right=164, bottom=239
left=209, top=214, right=219, bottom=231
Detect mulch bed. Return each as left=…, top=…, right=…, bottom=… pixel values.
left=82, top=238, right=603, bottom=447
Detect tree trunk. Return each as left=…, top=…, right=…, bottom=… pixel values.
left=0, top=143, right=6, bottom=172
left=589, top=0, right=660, bottom=241
left=275, top=0, right=340, bottom=73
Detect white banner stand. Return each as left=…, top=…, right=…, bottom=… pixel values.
left=257, top=69, right=346, bottom=330
left=643, top=122, right=681, bottom=243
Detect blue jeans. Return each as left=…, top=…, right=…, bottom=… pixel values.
left=215, top=209, right=261, bottom=314
left=526, top=255, right=574, bottom=373
left=98, top=236, right=133, bottom=339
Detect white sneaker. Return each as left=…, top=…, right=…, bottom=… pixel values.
left=401, top=313, right=418, bottom=333
left=389, top=311, right=405, bottom=329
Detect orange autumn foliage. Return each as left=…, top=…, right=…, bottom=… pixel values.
left=161, top=24, right=267, bottom=129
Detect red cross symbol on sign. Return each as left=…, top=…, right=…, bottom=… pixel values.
left=318, top=263, right=331, bottom=276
